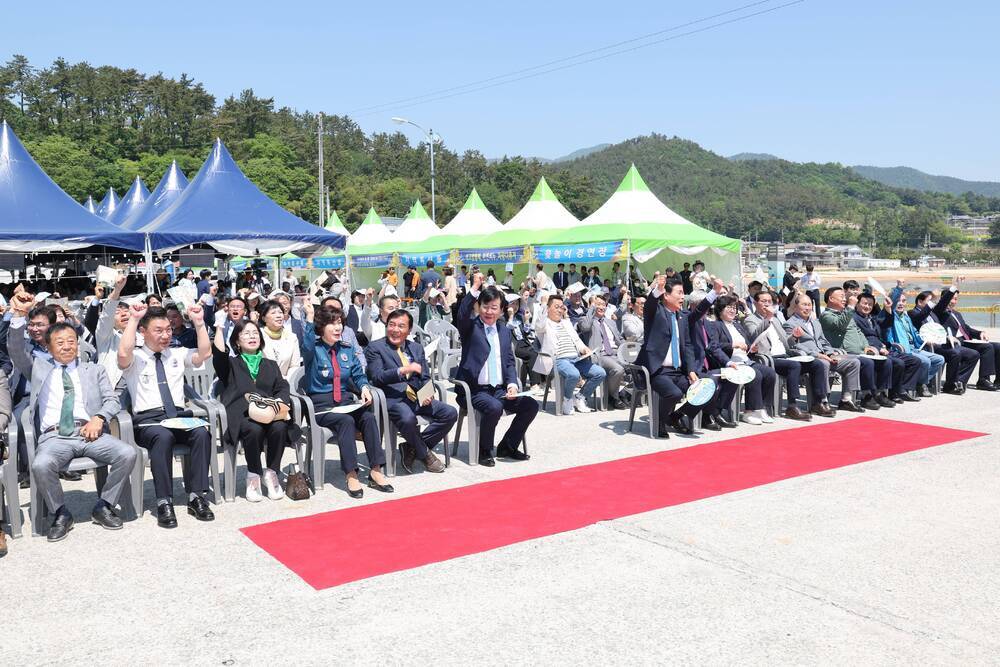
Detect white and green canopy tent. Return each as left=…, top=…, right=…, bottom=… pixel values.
left=310, top=211, right=349, bottom=270
left=441, top=188, right=503, bottom=239
left=536, top=164, right=742, bottom=287
left=345, top=207, right=397, bottom=285
left=502, top=176, right=579, bottom=233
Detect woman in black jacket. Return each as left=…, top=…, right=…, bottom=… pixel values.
left=213, top=320, right=301, bottom=502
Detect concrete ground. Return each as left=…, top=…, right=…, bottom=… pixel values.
left=3, top=357, right=999, bottom=665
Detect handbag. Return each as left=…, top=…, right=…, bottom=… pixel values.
left=285, top=470, right=312, bottom=500
left=245, top=393, right=291, bottom=424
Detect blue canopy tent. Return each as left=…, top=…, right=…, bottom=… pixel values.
left=0, top=121, right=144, bottom=251
left=82, top=195, right=97, bottom=214
left=95, top=186, right=119, bottom=220
left=107, top=175, right=150, bottom=226
left=141, top=139, right=347, bottom=255
left=121, top=160, right=188, bottom=230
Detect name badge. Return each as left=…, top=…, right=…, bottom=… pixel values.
left=340, top=353, right=349, bottom=362
left=320, top=368, right=330, bottom=378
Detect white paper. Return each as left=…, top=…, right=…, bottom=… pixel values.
left=320, top=402, right=366, bottom=415
left=573, top=349, right=596, bottom=362
left=867, top=276, right=887, bottom=297
left=416, top=380, right=435, bottom=405
left=167, top=285, right=197, bottom=314
left=96, top=265, right=119, bottom=289
left=138, top=417, right=209, bottom=430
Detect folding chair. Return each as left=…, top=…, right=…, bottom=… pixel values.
left=1, top=418, right=23, bottom=539
left=384, top=381, right=451, bottom=474
left=618, top=341, right=661, bottom=439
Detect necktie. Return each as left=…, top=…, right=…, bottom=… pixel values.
left=598, top=318, right=613, bottom=356
left=154, top=352, right=178, bottom=418
left=486, top=326, right=501, bottom=386
left=955, top=315, right=970, bottom=339
left=329, top=347, right=342, bottom=403
left=700, top=322, right=709, bottom=370
left=670, top=313, right=681, bottom=368
left=397, top=347, right=418, bottom=402
left=58, top=365, right=75, bottom=436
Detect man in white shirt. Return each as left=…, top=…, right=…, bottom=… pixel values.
left=361, top=293, right=399, bottom=343
left=533, top=263, right=550, bottom=293
left=621, top=294, right=645, bottom=343
left=690, top=261, right=711, bottom=294
left=27, top=322, right=137, bottom=541
left=797, top=264, right=822, bottom=313
left=118, top=303, right=214, bottom=529
left=534, top=294, right=606, bottom=415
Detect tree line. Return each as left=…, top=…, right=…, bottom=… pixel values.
left=2, top=55, right=997, bottom=252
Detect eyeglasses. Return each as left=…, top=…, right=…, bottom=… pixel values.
left=724, top=305, right=738, bottom=311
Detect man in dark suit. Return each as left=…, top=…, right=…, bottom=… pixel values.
left=637, top=275, right=705, bottom=438
left=908, top=285, right=979, bottom=394
left=365, top=310, right=452, bottom=474
left=456, top=274, right=538, bottom=466
left=686, top=286, right=736, bottom=430
left=552, top=263, right=569, bottom=291
left=853, top=293, right=922, bottom=400
left=939, top=286, right=999, bottom=391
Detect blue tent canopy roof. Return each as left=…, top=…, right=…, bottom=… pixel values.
left=107, top=176, right=150, bottom=226
left=96, top=186, right=119, bottom=220
left=121, top=161, right=188, bottom=230
left=142, top=139, right=347, bottom=254
left=0, top=121, right=144, bottom=251
left=82, top=195, right=97, bottom=214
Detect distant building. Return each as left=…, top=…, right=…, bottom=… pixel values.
left=947, top=214, right=997, bottom=240
left=841, top=257, right=901, bottom=270
left=784, top=243, right=833, bottom=265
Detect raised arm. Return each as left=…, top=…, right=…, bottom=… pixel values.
left=8, top=291, right=37, bottom=379
left=117, top=303, right=146, bottom=370
left=96, top=274, right=127, bottom=352
left=186, top=305, right=212, bottom=366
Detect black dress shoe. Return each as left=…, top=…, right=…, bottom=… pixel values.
left=899, top=393, right=920, bottom=402
left=876, top=394, right=895, bottom=408
left=943, top=383, right=963, bottom=395
left=497, top=444, right=530, bottom=461
left=656, top=423, right=671, bottom=439
left=479, top=456, right=496, bottom=467
left=955, top=381, right=966, bottom=395
left=91, top=502, right=123, bottom=530
left=187, top=496, right=215, bottom=521
left=400, top=441, right=417, bottom=473
left=609, top=398, right=628, bottom=410
left=670, top=416, right=693, bottom=436
left=976, top=380, right=997, bottom=391
left=700, top=414, right=722, bottom=431
left=46, top=511, right=74, bottom=542
left=59, top=470, right=83, bottom=482
left=838, top=399, right=866, bottom=413
left=811, top=402, right=835, bottom=418
left=347, top=486, right=364, bottom=499
left=157, top=503, right=178, bottom=528
left=367, top=474, right=394, bottom=493
left=860, top=396, right=881, bottom=410
left=784, top=406, right=813, bottom=421
left=918, top=384, right=933, bottom=397
left=715, top=415, right=738, bottom=428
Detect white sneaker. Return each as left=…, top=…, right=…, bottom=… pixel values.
left=245, top=473, right=264, bottom=502
left=574, top=394, right=592, bottom=413
left=262, top=469, right=284, bottom=500
left=740, top=412, right=763, bottom=425
left=561, top=397, right=575, bottom=415
left=756, top=409, right=774, bottom=424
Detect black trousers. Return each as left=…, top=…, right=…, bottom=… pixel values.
left=387, top=398, right=457, bottom=458
left=938, top=346, right=978, bottom=386
left=649, top=367, right=702, bottom=422
left=310, top=393, right=384, bottom=474
left=136, top=424, right=212, bottom=500
left=513, top=339, right=544, bottom=386
left=470, top=385, right=539, bottom=457
left=889, top=351, right=923, bottom=394
left=238, top=419, right=289, bottom=475
left=965, top=341, right=1000, bottom=381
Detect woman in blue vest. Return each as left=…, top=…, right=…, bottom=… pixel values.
left=300, top=306, right=391, bottom=498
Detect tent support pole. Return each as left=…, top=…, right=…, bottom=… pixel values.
left=144, top=235, right=155, bottom=293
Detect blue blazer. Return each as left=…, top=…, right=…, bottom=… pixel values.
left=365, top=337, right=430, bottom=403
left=852, top=310, right=889, bottom=348
left=456, top=292, right=517, bottom=388
left=299, top=322, right=368, bottom=396
left=636, top=295, right=697, bottom=374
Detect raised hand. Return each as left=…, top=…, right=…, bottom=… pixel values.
left=129, top=302, right=148, bottom=321
left=187, top=304, right=204, bottom=325
left=791, top=326, right=804, bottom=338
left=11, top=291, right=34, bottom=316
left=472, top=272, right=485, bottom=291
left=712, top=277, right=725, bottom=294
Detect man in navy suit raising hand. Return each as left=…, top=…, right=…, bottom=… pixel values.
left=457, top=273, right=539, bottom=466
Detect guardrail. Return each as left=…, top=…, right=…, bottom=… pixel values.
left=956, top=304, right=1000, bottom=327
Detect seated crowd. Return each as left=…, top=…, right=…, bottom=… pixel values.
left=0, top=257, right=995, bottom=556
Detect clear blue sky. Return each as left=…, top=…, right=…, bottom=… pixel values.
left=4, top=0, right=998, bottom=181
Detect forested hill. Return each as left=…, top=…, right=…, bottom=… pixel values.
left=1, top=55, right=997, bottom=248
left=850, top=165, right=1000, bottom=198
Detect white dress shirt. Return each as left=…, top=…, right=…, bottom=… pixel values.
left=38, top=360, right=89, bottom=431
left=123, top=346, right=195, bottom=413
left=477, top=323, right=505, bottom=386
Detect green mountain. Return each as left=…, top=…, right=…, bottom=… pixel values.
left=559, top=134, right=999, bottom=245
left=851, top=165, right=1000, bottom=197
left=551, top=143, right=612, bottom=163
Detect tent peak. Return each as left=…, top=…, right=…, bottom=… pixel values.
left=462, top=188, right=487, bottom=211
left=617, top=164, right=651, bottom=193
left=529, top=176, right=559, bottom=203
left=407, top=199, right=431, bottom=220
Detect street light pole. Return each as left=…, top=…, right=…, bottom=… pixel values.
left=392, top=116, right=439, bottom=224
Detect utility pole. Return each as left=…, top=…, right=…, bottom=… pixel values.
left=317, top=113, right=325, bottom=225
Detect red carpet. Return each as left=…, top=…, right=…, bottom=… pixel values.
left=241, top=417, right=983, bottom=589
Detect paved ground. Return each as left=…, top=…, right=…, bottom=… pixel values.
left=4, top=356, right=999, bottom=665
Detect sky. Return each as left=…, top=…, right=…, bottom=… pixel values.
left=4, top=0, right=999, bottom=181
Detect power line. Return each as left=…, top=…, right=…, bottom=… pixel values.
left=350, top=0, right=805, bottom=118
